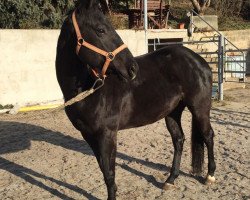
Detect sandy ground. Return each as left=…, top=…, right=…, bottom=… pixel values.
left=0, top=85, right=249, bottom=200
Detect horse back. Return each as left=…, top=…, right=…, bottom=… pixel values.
left=119, top=46, right=212, bottom=129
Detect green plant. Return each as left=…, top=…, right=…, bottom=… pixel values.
left=0, top=0, right=76, bottom=29
left=218, top=16, right=250, bottom=31
left=0, top=104, right=14, bottom=110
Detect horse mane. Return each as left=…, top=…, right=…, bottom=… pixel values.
left=62, top=0, right=98, bottom=36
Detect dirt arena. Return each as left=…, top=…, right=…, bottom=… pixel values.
left=0, top=85, right=249, bottom=200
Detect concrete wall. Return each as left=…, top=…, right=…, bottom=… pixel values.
left=0, top=29, right=249, bottom=106
left=187, top=30, right=250, bottom=52
left=0, top=29, right=187, bottom=106
left=0, top=30, right=62, bottom=106
left=222, top=30, right=250, bottom=50
left=117, top=29, right=187, bottom=55
left=193, top=15, right=218, bottom=31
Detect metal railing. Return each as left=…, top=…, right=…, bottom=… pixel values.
left=147, top=10, right=248, bottom=101
left=188, top=10, right=224, bottom=100
left=148, top=37, right=221, bottom=100
left=188, top=10, right=248, bottom=100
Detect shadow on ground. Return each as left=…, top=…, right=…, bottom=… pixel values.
left=0, top=121, right=203, bottom=198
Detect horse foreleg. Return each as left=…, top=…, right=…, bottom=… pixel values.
left=84, top=131, right=117, bottom=200
left=163, top=105, right=185, bottom=190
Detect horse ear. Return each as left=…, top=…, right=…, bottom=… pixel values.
left=99, top=0, right=110, bottom=14
left=78, top=0, right=108, bottom=14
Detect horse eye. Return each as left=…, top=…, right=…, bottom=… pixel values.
left=97, top=28, right=105, bottom=34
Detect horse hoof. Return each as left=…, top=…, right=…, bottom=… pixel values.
left=205, top=175, right=216, bottom=185
left=163, top=183, right=177, bottom=190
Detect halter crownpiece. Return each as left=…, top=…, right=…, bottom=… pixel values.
left=72, top=11, right=127, bottom=78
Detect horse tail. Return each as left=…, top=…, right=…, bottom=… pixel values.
left=191, top=117, right=204, bottom=174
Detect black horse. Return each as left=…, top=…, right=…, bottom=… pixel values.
left=56, top=0, right=216, bottom=199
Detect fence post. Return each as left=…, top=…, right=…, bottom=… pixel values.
left=243, top=53, right=246, bottom=82
left=187, top=11, right=193, bottom=37
left=218, top=34, right=225, bottom=101
left=190, top=12, right=193, bottom=36
left=144, top=0, right=148, bottom=53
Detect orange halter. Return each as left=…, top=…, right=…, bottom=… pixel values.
left=72, top=11, right=127, bottom=78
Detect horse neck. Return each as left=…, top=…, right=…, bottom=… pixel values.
left=56, top=30, right=94, bottom=101
left=56, top=13, right=131, bottom=101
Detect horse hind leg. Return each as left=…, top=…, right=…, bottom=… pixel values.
left=163, top=103, right=186, bottom=190
left=189, top=104, right=216, bottom=185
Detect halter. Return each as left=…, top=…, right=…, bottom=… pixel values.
left=72, top=11, right=127, bottom=78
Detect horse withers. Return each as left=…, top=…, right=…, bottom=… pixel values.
left=56, top=0, right=216, bottom=199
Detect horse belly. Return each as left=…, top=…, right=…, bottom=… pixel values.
left=120, top=92, right=182, bottom=129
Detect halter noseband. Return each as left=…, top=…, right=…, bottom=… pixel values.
left=72, top=11, right=127, bottom=78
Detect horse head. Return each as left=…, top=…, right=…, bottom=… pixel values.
left=73, top=0, right=138, bottom=80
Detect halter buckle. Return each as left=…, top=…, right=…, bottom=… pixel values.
left=106, top=52, right=115, bottom=61
left=77, top=38, right=85, bottom=46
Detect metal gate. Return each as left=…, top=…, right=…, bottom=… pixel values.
left=148, top=36, right=222, bottom=99
left=147, top=10, right=248, bottom=100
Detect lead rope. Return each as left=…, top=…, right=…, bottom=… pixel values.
left=0, top=79, right=104, bottom=121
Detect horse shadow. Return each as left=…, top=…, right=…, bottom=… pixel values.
left=0, top=156, right=98, bottom=200
left=211, top=108, right=250, bottom=129
left=0, top=121, right=100, bottom=200
left=0, top=121, right=200, bottom=199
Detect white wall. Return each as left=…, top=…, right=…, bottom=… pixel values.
left=0, top=29, right=249, bottom=106
left=0, top=29, right=186, bottom=106
left=0, top=30, right=62, bottom=106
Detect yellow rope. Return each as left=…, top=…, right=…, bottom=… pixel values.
left=19, top=104, right=61, bottom=112
left=0, top=79, right=103, bottom=121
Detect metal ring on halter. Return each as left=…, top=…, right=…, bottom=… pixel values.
left=106, top=52, right=115, bottom=61
left=92, top=78, right=105, bottom=91
left=77, top=38, right=85, bottom=46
